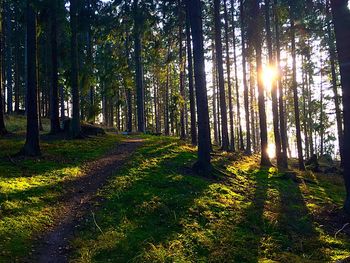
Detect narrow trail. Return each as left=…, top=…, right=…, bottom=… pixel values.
left=29, top=138, right=144, bottom=263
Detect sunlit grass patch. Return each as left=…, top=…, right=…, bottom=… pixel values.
left=72, top=138, right=349, bottom=263
left=0, top=128, right=122, bottom=261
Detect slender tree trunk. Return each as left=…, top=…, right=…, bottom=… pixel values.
left=0, top=9, right=6, bottom=135
left=50, top=0, right=61, bottom=134
left=5, top=0, right=12, bottom=114
left=14, top=1, right=20, bottom=113
left=185, top=10, right=197, bottom=145
left=249, top=57, right=256, bottom=152
left=224, top=0, right=235, bottom=151
left=265, top=0, right=284, bottom=168
left=133, top=0, right=145, bottom=133
left=274, top=0, right=288, bottom=167
left=320, top=57, right=324, bottom=156
left=165, top=54, right=170, bottom=136
left=22, top=1, right=40, bottom=156
left=238, top=0, right=251, bottom=154
left=327, top=0, right=344, bottom=166
left=249, top=0, right=271, bottom=166
left=70, top=0, right=81, bottom=137
left=214, top=0, right=229, bottom=150
left=186, top=0, right=212, bottom=174
left=178, top=0, right=186, bottom=139
left=212, top=42, right=218, bottom=145
left=302, top=61, right=310, bottom=159
left=330, top=0, right=350, bottom=213
left=290, top=15, right=305, bottom=170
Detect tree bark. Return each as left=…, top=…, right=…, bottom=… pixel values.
left=214, top=0, right=229, bottom=151
left=185, top=9, right=197, bottom=145
left=0, top=8, right=6, bottom=135
left=224, top=0, right=235, bottom=151
left=290, top=14, right=305, bottom=170
left=22, top=1, right=40, bottom=156
left=50, top=0, right=61, bottom=134
left=133, top=0, right=145, bottom=133
left=250, top=0, right=271, bottom=166
left=238, top=0, right=251, bottom=154
left=327, top=0, right=344, bottom=166
left=186, top=0, right=212, bottom=174
left=70, top=0, right=81, bottom=137
left=265, top=0, right=284, bottom=168
left=274, top=0, right=288, bottom=167
left=4, top=0, right=12, bottom=114
left=330, top=0, right=350, bottom=213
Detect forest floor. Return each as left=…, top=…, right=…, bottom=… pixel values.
left=0, top=115, right=350, bottom=263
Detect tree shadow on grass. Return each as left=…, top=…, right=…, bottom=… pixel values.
left=71, top=141, right=214, bottom=262
left=269, top=177, right=332, bottom=262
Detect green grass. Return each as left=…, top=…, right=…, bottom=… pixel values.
left=1, top=116, right=349, bottom=262
left=0, top=120, right=122, bottom=262
left=70, top=137, right=350, bottom=263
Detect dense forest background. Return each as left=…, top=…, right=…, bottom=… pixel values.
left=1, top=0, right=350, bottom=261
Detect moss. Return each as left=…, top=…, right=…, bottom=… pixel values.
left=71, top=137, right=350, bottom=263
left=0, top=127, right=122, bottom=262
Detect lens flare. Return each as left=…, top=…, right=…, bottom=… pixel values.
left=262, top=66, right=278, bottom=91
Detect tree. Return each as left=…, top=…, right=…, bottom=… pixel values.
left=214, top=0, right=229, bottom=151
left=274, top=0, right=288, bottom=167
left=50, top=0, right=61, bottom=134
left=133, top=0, right=145, bottom=133
left=289, top=3, right=305, bottom=171
left=247, top=0, right=271, bottom=166
left=265, top=0, right=284, bottom=168
left=186, top=0, right=212, bottom=174
left=22, top=0, right=40, bottom=156
left=223, top=0, right=235, bottom=151
left=330, top=0, right=350, bottom=213
left=238, top=0, right=251, bottom=154
left=0, top=4, right=6, bottom=135
left=70, top=0, right=81, bottom=138
left=185, top=6, right=197, bottom=145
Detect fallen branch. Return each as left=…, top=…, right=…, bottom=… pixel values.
left=92, top=211, right=103, bottom=234
left=335, top=222, right=349, bottom=239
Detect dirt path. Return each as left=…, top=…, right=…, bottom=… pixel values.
left=29, top=138, right=144, bottom=263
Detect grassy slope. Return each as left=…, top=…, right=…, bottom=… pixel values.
left=71, top=137, right=349, bottom=263
left=0, top=116, right=122, bottom=262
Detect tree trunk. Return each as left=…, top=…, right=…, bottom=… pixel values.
left=330, top=0, right=350, bottom=213
left=4, top=0, right=12, bottom=114
left=185, top=10, right=197, bottom=145
left=327, top=0, right=344, bottom=166
left=250, top=0, right=271, bottom=166
left=265, top=0, right=284, bottom=168
left=0, top=10, right=6, bottom=135
left=238, top=0, right=251, bottom=154
left=274, top=0, right=288, bottom=167
left=133, top=0, right=145, bottom=133
left=290, top=15, right=305, bottom=170
left=186, top=0, right=212, bottom=174
left=214, top=0, right=229, bottom=151
left=70, top=0, right=81, bottom=137
left=179, top=0, right=186, bottom=140
left=22, top=1, right=40, bottom=156
left=50, top=0, right=61, bottom=134
left=249, top=57, right=256, bottom=152
left=212, top=41, right=219, bottom=145
left=224, top=0, right=235, bottom=151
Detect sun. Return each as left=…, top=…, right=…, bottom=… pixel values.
left=262, top=66, right=278, bottom=91
left=267, top=143, right=276, bottom=159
